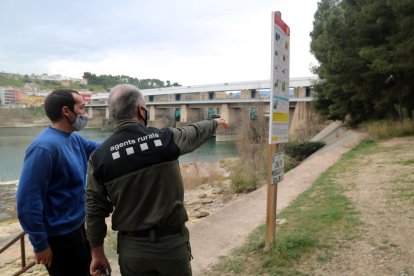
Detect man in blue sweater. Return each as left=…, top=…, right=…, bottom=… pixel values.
left=16, top=89, right=100, bottom=276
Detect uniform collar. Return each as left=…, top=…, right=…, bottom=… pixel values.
left=114, top=119, right=143, bottom=133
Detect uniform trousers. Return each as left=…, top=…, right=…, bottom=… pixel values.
left=118, top=227, right=192, bottom=276
left=46, top=225, right=91, bottom=276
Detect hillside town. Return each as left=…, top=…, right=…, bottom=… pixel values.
left=0, top=72, right=92, bottom=107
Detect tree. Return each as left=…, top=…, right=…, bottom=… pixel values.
left=83, top=72, right=99, bottom=85
left=23, top=74, right=31, bottom=83
left=81, top=73, right=181, bottom=90
left=310, top=0, right=414, bottom=124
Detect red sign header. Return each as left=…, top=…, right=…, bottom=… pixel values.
left=274, top=15, right=290, bottom=36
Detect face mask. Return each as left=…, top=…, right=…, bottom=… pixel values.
left=72, top=114, right=89, bottom=131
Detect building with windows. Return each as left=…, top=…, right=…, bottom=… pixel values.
left=20, top=92, right=49, bottom=107
left=0, top=87, right=22, bottom=106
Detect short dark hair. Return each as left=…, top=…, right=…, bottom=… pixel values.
left=44, top=89, right=80, bottom=122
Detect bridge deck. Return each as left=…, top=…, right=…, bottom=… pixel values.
left=91, top=77, right=317, bottom=100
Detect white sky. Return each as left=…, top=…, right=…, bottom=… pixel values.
left=0, top=0, right=320, bottom=86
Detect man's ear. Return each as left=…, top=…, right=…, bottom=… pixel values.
left=139, top=106, right=145, bottom=118
left=61, top=106, right=71, bottom=117
left=136, top=106, right=143, bottom=120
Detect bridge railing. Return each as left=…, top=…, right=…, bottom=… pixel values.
left=0, top=231, right=36, bottom=275
left=87, top=96, right=313, bottom=107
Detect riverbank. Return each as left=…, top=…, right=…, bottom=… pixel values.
left=0, top=158, right=242, bottom=221
left=0, top=119, right=49, bottom=128
left=0, top=123, right=48, bottom=128
left=0, top=108, right=49, bottom=128
left=0, top=159, right=247, bottom=275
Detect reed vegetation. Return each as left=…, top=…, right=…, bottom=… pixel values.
left=359, top=119, right=414, bottom=140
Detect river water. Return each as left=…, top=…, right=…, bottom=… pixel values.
left=0, top=127, right=238, bottom=221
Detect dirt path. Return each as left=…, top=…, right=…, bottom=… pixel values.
left=299, top=136, right=414, bottom=275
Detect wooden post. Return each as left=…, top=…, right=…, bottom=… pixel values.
left=264, top=143, right=280, bottom=251
left=265, top=10, right=289, bottom=251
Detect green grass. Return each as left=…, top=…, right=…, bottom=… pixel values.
left=36, top=80, right=64, bottom=90
left=208, top=140, right=379, bottom=275
left=400, top=159, right=414, bottom=165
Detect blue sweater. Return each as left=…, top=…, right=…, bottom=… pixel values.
left=16, top=127, right=99, bottom=252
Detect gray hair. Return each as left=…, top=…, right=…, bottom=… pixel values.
left=108, top=84, right=145, bottom=121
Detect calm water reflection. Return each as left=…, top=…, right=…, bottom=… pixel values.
left=0, top=126, right=238, bottom=221
left=0, top=127, right=238, bottom=182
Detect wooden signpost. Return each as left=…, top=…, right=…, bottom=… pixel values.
left=265, top=11, right=290, bottom=251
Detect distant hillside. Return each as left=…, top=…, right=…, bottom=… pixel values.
left=0, top=72, right=181, bottom=92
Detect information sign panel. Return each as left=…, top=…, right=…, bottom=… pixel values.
left=271, top=152, right=284, bottom=184
left=269, top=12, right=290, bottom=144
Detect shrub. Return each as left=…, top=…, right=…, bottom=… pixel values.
left=283, top=154, right=299, bottom=172
left=231, top=177, right=257, bottom=193
left=285, top=141, right=326, bottom=161
left=230, top=160, right=258, bottom=193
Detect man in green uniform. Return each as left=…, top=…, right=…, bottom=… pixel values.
left=86, top=84, right=228, bottom=275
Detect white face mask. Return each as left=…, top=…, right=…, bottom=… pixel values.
left=72, top=114, right=88, bottom=131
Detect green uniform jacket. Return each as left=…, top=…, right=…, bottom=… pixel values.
left=86, top=119, right=217, bottom=247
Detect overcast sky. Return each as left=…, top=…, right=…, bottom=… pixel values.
left=0, top=0, right=319, bottom=86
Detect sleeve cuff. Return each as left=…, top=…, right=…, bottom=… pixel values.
left=33, top=240, right=49, bottom=253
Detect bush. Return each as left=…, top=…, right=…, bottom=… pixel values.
left=285, top=141, right=326, bottom=161
left=230, top=161, right=258, bottom=193
left=283, top=154, right=299, bottom=172
left=231, top=177, right=257, bottom=193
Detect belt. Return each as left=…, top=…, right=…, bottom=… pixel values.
left=120, top=225, right=183, bottom=238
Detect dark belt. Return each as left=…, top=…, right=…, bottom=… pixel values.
left=120, top=225, right=183, bottom=238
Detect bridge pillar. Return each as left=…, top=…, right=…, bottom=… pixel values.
left=149, top=106, right=156, bottom=121
left=87, top=107, right=93, bottom=119
left=220, top=104, right=230, bottom=122
left=289, top=101, right=324, bottom=141
left=185, top=108, right=201, bottom=124
left=105, top=107, right=110, bottom=119
left=180, top=105, right=188, bottom=123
